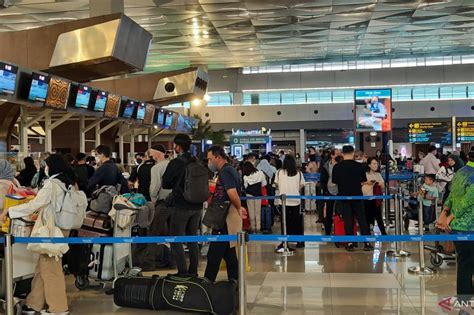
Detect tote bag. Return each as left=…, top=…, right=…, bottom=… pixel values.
left=27, top=209, right=69, bottom=258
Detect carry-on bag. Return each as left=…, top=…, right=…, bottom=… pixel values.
left=333, top=214, right=357, bottom=248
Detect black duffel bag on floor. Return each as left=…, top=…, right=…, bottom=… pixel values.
left=114, top=275, right=238, bottom=315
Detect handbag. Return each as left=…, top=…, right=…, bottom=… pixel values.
left=202, top=176, right=229, bottom=231
left=27, top=209, right=69, bottom=258
left=373, top=183, right=383, bottom=207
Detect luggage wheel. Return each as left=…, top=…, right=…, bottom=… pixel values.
left=430, top=253, right=443, bottom=268
left=75, top=275, right=90, bottom=290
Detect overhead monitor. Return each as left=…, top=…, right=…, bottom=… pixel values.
left=28, top=73, right=50, bottom=103
left=104, top=93, right=121, bottom=118
left=75, top=85, right=92, bottom=109
left=164, top=111, right=175, bottom=129
left=143, top=104, right=155, bottom=125
left=93, top=90, right=108, bottom=112
left=136, top=102, right=146, bottom=120
left=354, top=88, right=392, bottom=132
left=122, top=99, right=137, bottom=119
left=155, top=108, right=166, bottom=126
left=0, top=62, right=18, bottom=95
left=176, top=115, right=197, bottom=133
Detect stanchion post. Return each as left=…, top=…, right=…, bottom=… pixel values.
left=280, top=194, right=294, bottom=256
left=238, top=231, right=247, bottom=315
left=387, top=192, right=410, bottom=258
left=4, top=234, right=14, bottom=315
left=408, top=197, right=434, bottom=275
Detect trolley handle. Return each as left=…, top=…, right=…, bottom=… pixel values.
left=113, top=203, right=139, bottom=212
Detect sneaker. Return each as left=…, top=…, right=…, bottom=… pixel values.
left=345, top=243, right=355, bottom=252
left=364, top=243, right=374, bottom=251
left=22, top=306, right=39, bottom=315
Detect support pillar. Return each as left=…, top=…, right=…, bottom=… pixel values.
left=299, top=129, right=306, bottom=160
left=45, top=111, right=52, bottom=153
left=19, top=107, right=28, bottom=156
left=148, top=128, right=153, bottom=149
left=79, top=116, right=85, bottom=153
left=95, top=123, right=101, bottom=148
left=130, top=128, right=135, bottom=159
left=119, top=124, right=125, bottom=163
left=452, top=116, right=457, bottom=151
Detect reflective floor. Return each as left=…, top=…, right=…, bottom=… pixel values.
left=66, top=214, right=459, bottom=314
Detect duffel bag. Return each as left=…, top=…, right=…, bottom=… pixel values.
left=114, top=275, right=238, bottom=315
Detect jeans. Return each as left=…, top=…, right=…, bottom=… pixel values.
left=204, top=225, right=238, bottom=282
left=340, top=200, right=370, bottom=236
left=246, top=195, right=262, bottom=232
left=422, top=205, right=434, bottom=226
left=453, top=240, right=474, bottom=301
left=169, top=208, right=202, bottom=275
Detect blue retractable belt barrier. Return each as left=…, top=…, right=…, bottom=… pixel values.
left=241, top=195, right=394, bottom=201
left=389, top=174, right=415, bottom=181
left=303, top=173, right=320, bottom=182
left=10, top=233, right=474, bottom=244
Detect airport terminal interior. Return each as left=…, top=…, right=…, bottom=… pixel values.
left=1, top=0, right=474, bottom=314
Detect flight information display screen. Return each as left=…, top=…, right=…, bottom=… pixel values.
left=156, top=109, right=166, bottom=126
left=0, top=62, right=18, bottom=95
left=94, top=91, right=108, bottom=112
left=28, top=73, right=50, bottom=102
left=136, top=103, right=146, bottom=120
left=122, top=100, right=136, bottom=119
left=75, top=85, right=91, bottom=109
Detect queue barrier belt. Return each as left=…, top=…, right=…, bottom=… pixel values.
left=241, top=195, right=394, bottom=201
left=3, top=233, right=474, bottom=245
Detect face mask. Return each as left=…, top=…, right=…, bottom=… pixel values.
left=208, top=162, right=218, bottom=173
left=136, top=158, right=143, bottom=165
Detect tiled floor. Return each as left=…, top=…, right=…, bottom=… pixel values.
left=58, top=215, right=463, bottom=314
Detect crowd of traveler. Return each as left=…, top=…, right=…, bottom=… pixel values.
left=0, top=140, right=474, bottom=312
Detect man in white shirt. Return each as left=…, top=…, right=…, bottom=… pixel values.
left=149, top=144, right=172, bottom=235
left=420, top=145, right=440, bottom=176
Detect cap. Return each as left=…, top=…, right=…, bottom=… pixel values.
left=151, top=144, right=166, bottom=153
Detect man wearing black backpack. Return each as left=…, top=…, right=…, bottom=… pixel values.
left=162, top=134, right=209, bottom=277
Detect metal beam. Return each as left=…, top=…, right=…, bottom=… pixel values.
left=45, top=111, right=52, bottom=153
left=79, top=116, right=85, bottom=153
left=98, top=120, right=120, bottom=134
left=84, top=119, right=105, bottom=133
left=50, top=113, right=75, bottom=130
left=25, top=109, right=53, bottom=128
left=19, top=107, right=28, bottom=156
left=150, top=128, right=166, bottom=141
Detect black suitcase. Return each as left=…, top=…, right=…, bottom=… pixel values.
left=114, top=275, right=238, bottom=315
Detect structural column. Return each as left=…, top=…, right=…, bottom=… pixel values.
left=299, top=129, right=306, bottom=160
left=45, top=111, right=52, bottom=153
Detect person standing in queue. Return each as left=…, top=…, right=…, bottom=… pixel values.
left=204, top=146, right=242, bottom=282
left=87, top=145, right=129, bottom=194
left=149, top=144, right=172, bottom=236
left=162, top=134, right=203, bottom=277
left=128, top=151, right=155, bottom=201
left=437, top=150, right=474, bottom=307
left=362, top=157, right=387, bottom=235
left=320, top=148, right=341, bottom=235
left=332, top=145, right=373, bottom=252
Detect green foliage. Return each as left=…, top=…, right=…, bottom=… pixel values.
left=192, top=114, right=226, bottom=145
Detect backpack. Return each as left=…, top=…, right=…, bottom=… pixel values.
left=52, top=180, right=88, bottom=230
left=181, top=157, right=209, bottom=204
left=90, top=185, right=119, bottom=214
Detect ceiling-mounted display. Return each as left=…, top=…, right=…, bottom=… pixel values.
left=136, top=102, right=146, bottom=120
left=143, top=104, right=155, bottom=125
left=164, top=111, right=176, bottom=129
left=28, top=73, right=50, bottom=103
left=104, top=93, right=121, bottom=118
left=93, top=90, right=108, bottom=112
left=75, top=85, right=91, bottom=109
left=121, top=99, right=137, bottom=119
left=155, top=108, right=166, bottom=126
left=354, top=89, right=392, bottom=132
left=0, top=62, right=18, bottom=95
left=408, top=121, right=452, bottom=145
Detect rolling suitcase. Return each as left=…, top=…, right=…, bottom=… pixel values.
left=89, top=244, right=115, bottom=281
left=333, top=214, right=357, bottom=248
left=304, top=182, right=316, bottom=211
left=114, top=275, right=238, bottom=315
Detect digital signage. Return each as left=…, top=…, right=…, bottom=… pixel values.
left=354, top=89, right=392, bottom=132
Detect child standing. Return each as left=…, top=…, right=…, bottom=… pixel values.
left=418, top=174, right=440, bottom=232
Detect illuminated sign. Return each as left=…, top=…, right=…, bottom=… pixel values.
left=456, top=121, right=474, bottom=142
left=408, top=122, right=452, bottom=144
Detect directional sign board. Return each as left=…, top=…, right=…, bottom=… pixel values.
left=456, top=121, right=474, bottom=142
left=408, top=122, right=452, bottom=144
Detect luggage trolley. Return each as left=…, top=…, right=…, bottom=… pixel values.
left=74, top=203, right=142, bottom=290
left=0, top=218, right=38, bottom=314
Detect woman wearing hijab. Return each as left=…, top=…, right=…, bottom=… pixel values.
left=16, top=156, right=37, bottom=187
left=437, top=154, right=464, bottom=203
left=8, top=154, right=75, bottom=315
left=0, top=159, right=20, bottom=218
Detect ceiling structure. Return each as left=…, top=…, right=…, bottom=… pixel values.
left=0, top=0, right=473, bottom=72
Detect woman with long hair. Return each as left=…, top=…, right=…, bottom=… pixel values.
left=242, top=161, right=267, bottom=233
left=8, top=154, right=75, bottom=314
left=362, top=157, right=387, bottom=235
left=0, top=159, right=20, bottom=220
left=16, top=156, right=37, bottom=187
left=275, top=155, right=306, bottom=250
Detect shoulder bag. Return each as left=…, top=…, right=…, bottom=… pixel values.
left=202, top=176, right=229, bottom=231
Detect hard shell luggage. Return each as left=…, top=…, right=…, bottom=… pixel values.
left=114, top=275, right=238, bottom=315
left=81, top=211, right=113, bottom=235
left=304, top=182, right=316, bottom=211
left=333, top=214, right=357, bottom=248
left=89, top=244, right=115, bottom=281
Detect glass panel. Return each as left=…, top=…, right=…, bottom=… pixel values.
left=332, top=90, right=347, bottom=102
left=393, top=87, right=412, bottom=101
left=425, top=87, right=439, bottom=99
left=453, top=85, right=467, bottom=99
left=281, top=92, right=294, bottom=104
left=319, top=91, right=332, bottom=103
left=294, top=92, right=306, bottom=104
left=306, top=91, right=320, bottom=103
left=412, top=87, right=425, bottom=100
left=243, top=93, right=252, bottom=105
left=440, top=86, right=453, bottom=99
left=468, top=85, right=474, bottom=99
left=267, top=92, right=281, bottom=104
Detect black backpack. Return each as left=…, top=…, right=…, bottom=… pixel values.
left=180, top=156, right=209, bottom=204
